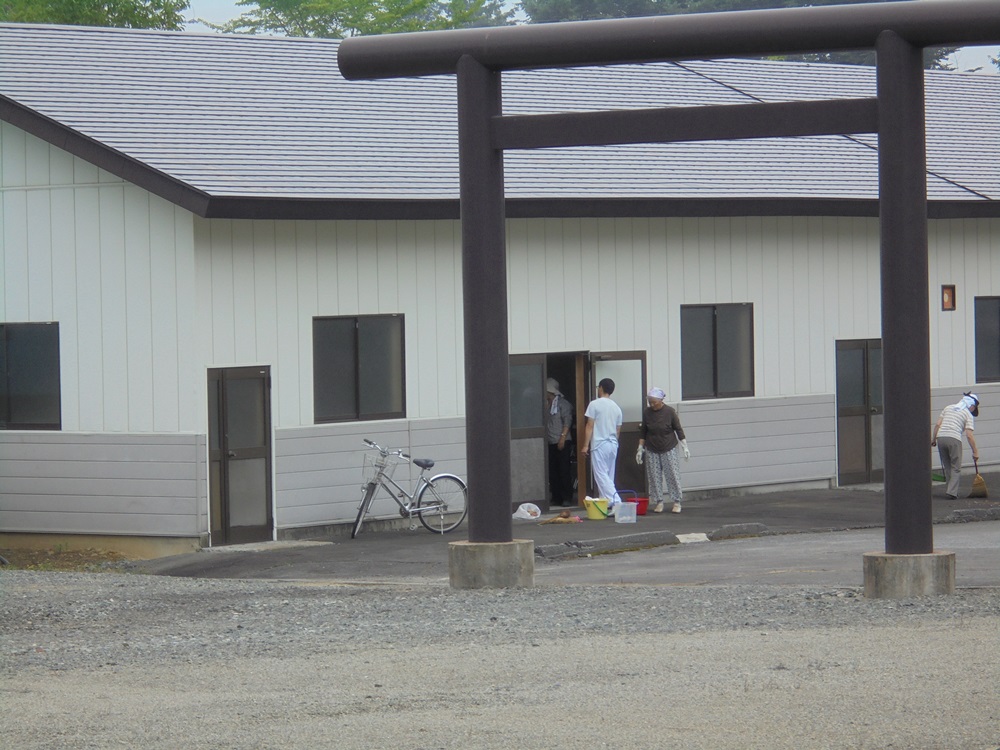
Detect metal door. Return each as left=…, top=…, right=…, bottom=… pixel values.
left=208, top=367, right=273, bottom=545
left=509, top=354, right=547, bottom=509
left=589, top=351, right=647, bottom=496
left=836, top=340, right=884, bottom=485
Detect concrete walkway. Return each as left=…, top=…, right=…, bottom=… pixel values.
left=139, top=473, right=1000, bottom=585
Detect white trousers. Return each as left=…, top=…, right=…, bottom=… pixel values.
left=591, top=440, right=622, bottom=506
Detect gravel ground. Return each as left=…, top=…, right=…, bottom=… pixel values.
left=2, top=571, right=998, bottom=749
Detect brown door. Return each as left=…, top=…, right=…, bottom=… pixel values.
left=836, top=340, right=884, bottom=485
left=208, top=367, right=273, bottom=545
left=588, top=351, right=647, bottom=496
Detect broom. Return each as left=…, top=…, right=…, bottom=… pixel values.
left=970, top=458, right=988, bottom=499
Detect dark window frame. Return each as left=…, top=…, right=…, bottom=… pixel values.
left=0, top=321, right=62, bottom=430
left=681, top=303, right=755, bottom=400
left=312, top=314, right=406, bottom=423
left=974, top=296, right=1000, bottom=384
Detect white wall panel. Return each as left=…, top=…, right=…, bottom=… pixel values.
left=357, top=222, right=380, bottom=314
left=1, top=122, right=25, bottom=186
left=75, top=187, right=104, bottom=430
left=124, top=187, right=154, bottom=430
left=2, top=189, right=28, bottom=318
left=561, top=218, right=585, bottom=350
left=173, top=203, right=197, bottom=432
left=231, top=220, right=257, bottom=362
left=506, top=219, right=529, bottom=349
left=25, top=190, right=53, bottom=319
left=335, top=221, right=360, bottom=313
left=375, top=221, right=400, bottom=312
left=525, top=219, right=548, bottom=351
left=50, top=189, right=79, bottom=427
left=4, top=121, right=999, bottom=457
left=1, top=129, right=197, bottom=433
left=436, top=220, right=462, bottom=417
left=294, top=221, right=318, bottom=426
left=275, top=221, right=301, bottom=430
left=413, top=220, right=440, bottom=418
left=99, top=186, right=129, bottom=431
left=72, top=155, right=99, bottom=185
left=504, top=215, right=1000, bottom=403
left=195, top=215, right=466, bottom=428
left=759, top=217, right=781, bottom=396
left=613, top=218, right=636, bottom=350
left=252, top=221, right=279, bottom=369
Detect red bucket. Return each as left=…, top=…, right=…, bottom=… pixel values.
left=619, top=490, right=648, bottom=515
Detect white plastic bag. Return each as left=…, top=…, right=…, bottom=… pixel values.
left=512, top=502, right=541, bottom=520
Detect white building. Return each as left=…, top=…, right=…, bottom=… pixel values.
left=1, top=24, right=998, bottom=555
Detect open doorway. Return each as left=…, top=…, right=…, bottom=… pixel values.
left=508, top=350, right=646, bottom=512
left=545, top=353, right=580, bottom=508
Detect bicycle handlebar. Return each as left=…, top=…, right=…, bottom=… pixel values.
left=362, top=438, right=409, bottom=460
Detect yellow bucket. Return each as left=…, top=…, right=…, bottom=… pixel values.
left=584, top=497, right=609, bottom=520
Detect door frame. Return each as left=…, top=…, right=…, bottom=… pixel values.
left=835, top=339, right=884, bottom=485
left=508, top=353, right=548, bottom=509
left=207, top=366, right=274, bottom=546
left=588, top=350, right=648, bottom=496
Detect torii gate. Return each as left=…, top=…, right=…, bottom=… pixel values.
left=339, top=0, right=1000, bottom=592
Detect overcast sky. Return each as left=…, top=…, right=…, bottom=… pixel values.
left=184, top=0, right=997, bottom=74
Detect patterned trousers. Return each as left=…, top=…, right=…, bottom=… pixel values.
left=646, top=446, right=683, bottom=505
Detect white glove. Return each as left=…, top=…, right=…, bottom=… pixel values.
left=681, top=439, right=690, bottom=460
left=635, top=445, right=644, bottom=465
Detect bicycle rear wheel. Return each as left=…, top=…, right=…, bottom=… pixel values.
left=352, top=482, right=377, bottom=539
left=416, top=474, right=468, bottom=534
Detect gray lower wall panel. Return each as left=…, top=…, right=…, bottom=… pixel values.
left=679, top=395, right=838, bottom=491
left=0, top=432, right=207, bottom=537
left=274, top=417, right=467, bottom=529
left=7, top=390, right=992, bottom=539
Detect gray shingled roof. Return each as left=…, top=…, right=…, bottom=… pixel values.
left=0, top=23, right=998, bottom=216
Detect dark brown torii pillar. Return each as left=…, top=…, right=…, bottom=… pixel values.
left=339, top=1, right=1000, bottom=573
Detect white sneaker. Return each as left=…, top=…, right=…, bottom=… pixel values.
left=607, top=504, right=617, bottom=518
left=652, top=502, right=665, bottom=513
left=671, top=503, right=682, bottom=514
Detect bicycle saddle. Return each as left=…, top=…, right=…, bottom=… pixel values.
left=413, top=458, right=435, bottom=469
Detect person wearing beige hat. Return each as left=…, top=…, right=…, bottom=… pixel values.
left=637, top=386, right=689, bottom=513
left=545, top=377, right=575, bottom=507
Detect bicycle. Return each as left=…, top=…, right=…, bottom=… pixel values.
left=352, top=438, right=469, bottom=538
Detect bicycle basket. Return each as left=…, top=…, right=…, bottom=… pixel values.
left=362, top=452, right=401, bottom=484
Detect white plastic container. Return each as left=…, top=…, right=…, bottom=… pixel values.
left=615, top=501, right=637, bottom=523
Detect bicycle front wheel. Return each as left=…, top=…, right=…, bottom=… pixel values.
left=352, top=482, right=377, bottom=539
left=415, top=474, right=468, bottom=534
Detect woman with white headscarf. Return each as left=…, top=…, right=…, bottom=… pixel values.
left=931, top=392, right=980, bottom=499
left=637, top=387, right=689, bottom=513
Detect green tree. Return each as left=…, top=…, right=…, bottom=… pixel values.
left=213, top=0, right=512, bottom=37
left=0, top=0, right=189, bottom=29
left=518, top=0, right=956, bottom=69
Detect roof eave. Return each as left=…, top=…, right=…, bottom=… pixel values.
left=0, top=96, right=211, bottom=216
left=3, top=97, right=996, bottom=221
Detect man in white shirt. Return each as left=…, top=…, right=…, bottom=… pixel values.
left=582, top=378, right=624, bottom=514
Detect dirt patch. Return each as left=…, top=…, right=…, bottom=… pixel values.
left=0, top=547, right=131, bottom=572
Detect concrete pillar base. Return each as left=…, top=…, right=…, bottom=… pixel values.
left=863, top=550, right=955, bottom=599
left=449, top=539, right=534, bottom=589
